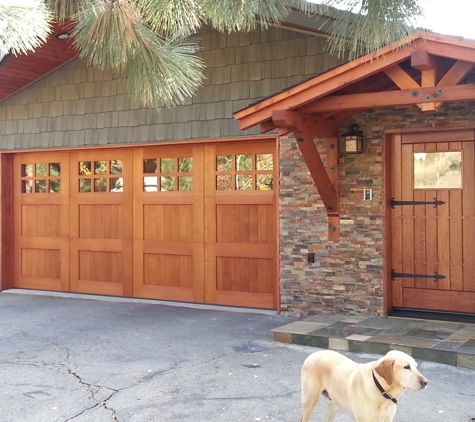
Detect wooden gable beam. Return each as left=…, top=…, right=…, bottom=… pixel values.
left=411, top=51, right=438, bottom=110
left=435, top=60, right=475, bottom=108
left=300, top=84, right=475, bottom=113
left=272, top=110, right=340, bottom=241
left=438, top=60, right=475, bottom=86
left=411, top=50, right=437, bottom=71
left=320, top=110, right=360, bottom=121
left=418, top=40, right=475, bottom=65
left=383, top=60, right=475, bottom=111
left=383, top=64, right=428, bottom=110
left=384, top=65, right=420, bottom=90
left=235, top=48, right=412, bottom=130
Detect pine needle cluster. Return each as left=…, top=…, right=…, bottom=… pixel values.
left=0, top=0, right=424, bottom=108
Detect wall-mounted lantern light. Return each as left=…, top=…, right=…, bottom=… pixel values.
left=341, top=124, right=364, bottom=154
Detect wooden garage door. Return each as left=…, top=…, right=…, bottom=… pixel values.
left=13, top=140, right=277, bottom=309
left=14, top=152, right=70, bottom=291
left=204, top=143, right=277, bottom=308
left=132, top=145, right=205, bottom=303
left=69, top=150, right=133, bottom=296
left=389, top=132, right=475, bottom=314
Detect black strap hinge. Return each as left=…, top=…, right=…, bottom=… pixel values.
left=391, top=198, right=445, bottom=208
left=391, top=270, right=446, bottom=282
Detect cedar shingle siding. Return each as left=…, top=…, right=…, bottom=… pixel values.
left=0, top=26, right=342, bottom=150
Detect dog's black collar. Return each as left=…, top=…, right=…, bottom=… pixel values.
left=372, top=371, right=398, bottom=404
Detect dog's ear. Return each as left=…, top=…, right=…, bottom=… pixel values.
left=374, top=357, right=394, bottom=386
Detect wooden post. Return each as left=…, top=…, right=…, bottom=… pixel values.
left=326, top=138, right=339, bottom=241
left=0, top=154, right=14, bottom=291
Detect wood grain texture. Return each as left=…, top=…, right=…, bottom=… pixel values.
left=389, top=130, right=475, bottom=313
left=12, top=141, right=278, bottom=309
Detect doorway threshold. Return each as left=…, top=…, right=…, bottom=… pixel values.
left=389, top=308, right=475, bottom=324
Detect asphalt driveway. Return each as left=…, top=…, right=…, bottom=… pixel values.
left=0, top=290, right=474, bottom=422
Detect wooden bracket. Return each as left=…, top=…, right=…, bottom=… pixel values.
left=272, top=110, right=340, bottom=241
left=272, top=109, right=339, bottom=138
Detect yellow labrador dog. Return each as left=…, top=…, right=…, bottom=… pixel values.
left=300, top=350, right=428, bottom=422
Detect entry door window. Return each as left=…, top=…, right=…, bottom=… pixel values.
left=413, top=151, right=462, bottom=189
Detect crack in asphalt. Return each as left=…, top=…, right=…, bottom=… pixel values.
left=60, top=354, right=181, bottom=422
left=2, top=341, right=274, bottom=421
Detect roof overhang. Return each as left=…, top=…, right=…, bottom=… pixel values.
left=0, top=10, right=335, bottom=103
left=276, top=9, right=336, bottom=37
left=234, top=31, right=475, bottom=241
left=235, top=32, right=475, bottom=136
left=0, top=23, right=77, bottom=103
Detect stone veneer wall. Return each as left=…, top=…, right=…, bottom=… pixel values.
left=279, top=101, right=475, bottom=317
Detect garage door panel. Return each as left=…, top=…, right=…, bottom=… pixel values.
left=21, top=204, right=63, bottom=237
left=70, top=150, right=133, bottom=297
left=15, top=237, right=69, bottom=290
left=143, top=204, right=194, bottom=242
left=77, top=204, right=126, bottom=239
left=133, top=146, right=205, bottom=304
left=143, top=254, right=193, bottom=288
left=21, top=248, right=61, bottom=279
left=135, top=242, right=204, bottom=302
left=13, top=152, right=70, bottom=291
left=70, top=246, right=133, bottom=295
left=79, top=250, right=125, bottom=283
left=216, top=204, right=274, bottom=244
left=216, top=257, right=274, bottom=293
left=204, top=142, right=277, bottom=308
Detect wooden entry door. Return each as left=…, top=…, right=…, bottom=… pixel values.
left=389, top=132, right=475, bottom=314
left=69, top=150, right=133, bottom=296
left=204, top=142, right=277, bottom=309
left=13, top=152, right=70, bottom=291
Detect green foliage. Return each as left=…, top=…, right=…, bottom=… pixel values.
left=0, top=4, right=51, bottom=57
left=0, top=0, right=424, bottom=107
left=317, top=0, right=424, bottom=60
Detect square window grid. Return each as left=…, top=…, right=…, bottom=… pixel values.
left=215, top=153, right=273, bottom=191
left=142, top=157, right=193, bottom=192
left=78, top=160, right=123, bottom=193
left=21, top=163, right=61, bottom=193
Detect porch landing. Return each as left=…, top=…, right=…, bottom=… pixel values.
left=272, top=315, right=475, bottom=370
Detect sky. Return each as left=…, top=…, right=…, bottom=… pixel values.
left=415, top=0, right=475, bottom=40
left=2, top=0, right=475, bottom=40
left=304, top=0, right=475, bottom=40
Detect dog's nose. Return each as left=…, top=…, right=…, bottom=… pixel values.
left=420, top=377, right=429, bottom=388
